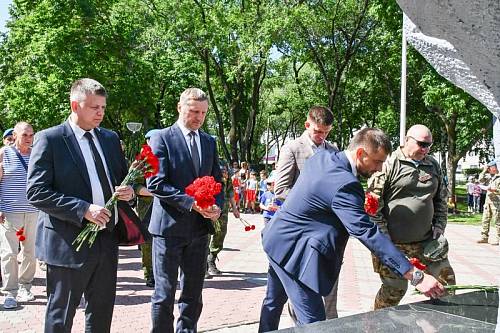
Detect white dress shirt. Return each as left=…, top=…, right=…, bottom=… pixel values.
left=69, top=119, right=117, bottom=223
left=306, top=135, right=327, bottom=155
left=176, top=120, right=202, bottom=166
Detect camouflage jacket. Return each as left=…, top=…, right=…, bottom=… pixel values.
left=479, top=170, right=500, bottom=205
left=367, top=147, right=447, bottom=244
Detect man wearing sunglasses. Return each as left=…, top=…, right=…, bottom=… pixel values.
left=367, top=124, right=456, bottom=310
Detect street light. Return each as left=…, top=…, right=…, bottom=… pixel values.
left=126, top=122, right=142, bottom=133
left=125, top=122, right=143, bottom=162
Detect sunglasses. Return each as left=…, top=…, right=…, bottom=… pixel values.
left=408, top=136, right=433, bottom=148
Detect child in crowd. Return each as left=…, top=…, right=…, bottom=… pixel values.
left=258, top=170, right=268, bottom=201
left=259, top=179, right=281, bottom=224
left=245, top=171, right=258, bottom=213
left=472, top=178, right=482, bottom=213
left=239, top=172, right=247, bottom=211
left=466, top=176, right=475, bottom=213
left=231, top=172, right=241, bottom=212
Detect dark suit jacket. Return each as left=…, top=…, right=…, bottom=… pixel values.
left=147, top=123, right=223, bottom=238
left=262, top=150, right=412, bottom=296
left=27, top=121, right=128, bottom=268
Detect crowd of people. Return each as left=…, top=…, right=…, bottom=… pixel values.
left=0, top=78, right=497, bottom=332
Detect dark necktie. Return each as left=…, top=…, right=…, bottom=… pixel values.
left=189, top=131, right=200, bottom=177
left=84, top=132, right=115, bottom=230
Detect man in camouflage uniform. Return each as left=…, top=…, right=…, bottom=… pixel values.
left=477, top=160, right=500, bottom=245
left=367, top=124, right=456, bottom=310
left=133, top=129, right=159, bottom=287
left=207, top=164, right=240, bottom=276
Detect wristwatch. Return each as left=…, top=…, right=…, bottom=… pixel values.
left=410, top=269, right=424, bottom=286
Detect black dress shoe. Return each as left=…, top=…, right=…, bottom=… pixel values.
left=146, top=278, right=155, bottom=287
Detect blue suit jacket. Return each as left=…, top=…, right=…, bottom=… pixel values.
left=147, top=123, right=223, bottom=238
left=27, top=121, right=128, bottom=268
left=262, top=150, right=412, bottom=296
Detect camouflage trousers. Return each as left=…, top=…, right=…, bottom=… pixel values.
left=209, top=210, right=228, bottom=256
left=480, top=202, right=500, bottom=239
left=372, top=241, right=456, bottom=310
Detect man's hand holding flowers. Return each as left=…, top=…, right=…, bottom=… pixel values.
left=185, top=176, right=223, bottom=223
left=114, top=184, right=135, bottom=201
left=84, top=204, right=112, bottom=228
left=84, top=185, right=135, bottom=228
left=403, top=268, right=445, bottom=299
left=73, top=144, right=159, bottom=251
left=193, top=203, right=221, bottom=221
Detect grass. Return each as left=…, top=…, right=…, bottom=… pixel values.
left=448, top=185, right=482, bottom=226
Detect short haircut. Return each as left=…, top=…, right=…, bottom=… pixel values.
left=13, top=121, right=32, bottom=134
left=307, top=106, right=334, bottom=126
left=70, top=78, right=107, bottom=102
left=347, top=128, right=392, bottom=155
left=179, top=88, right=208, bottom=106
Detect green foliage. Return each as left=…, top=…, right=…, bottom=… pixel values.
left=462, top=168, right=482, bottom=177
left=0, top=0, right=495, bottom=175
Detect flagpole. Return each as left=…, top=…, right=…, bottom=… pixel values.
left=400, top=14, right=407, bottom=147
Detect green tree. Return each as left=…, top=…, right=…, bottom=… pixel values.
left=420, top=69, right=492, bottom=200
left=144, top=0, right=284, bottom=164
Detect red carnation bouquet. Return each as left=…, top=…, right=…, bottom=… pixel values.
left=364, top=192, right=379, bottom=216
left=73, top=144, right=159, bottom=251
left=185, top=176, right=222, bottom=209
left=0, top=224, right=26, bottom=242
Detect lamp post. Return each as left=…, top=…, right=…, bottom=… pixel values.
left=125, top=122, right=143, bottom=162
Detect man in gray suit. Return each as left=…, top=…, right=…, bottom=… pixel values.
left=274, top=106, right=337, bottom=199
left=262, top=106, right=338, bottom=329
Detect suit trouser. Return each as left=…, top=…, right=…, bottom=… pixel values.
left=259, top=258, right=325, bottom=332
left=0, top=211, right=38, bottom=297
left=44, top=241, right=118, bottom=333
left=151, top=234, right=208, bottom=333
left=259, top=264, right=288, bottom=332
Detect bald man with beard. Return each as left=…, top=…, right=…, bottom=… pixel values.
left=367, top=124, right=456, bottom=310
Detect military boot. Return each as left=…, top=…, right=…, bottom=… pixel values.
left=207, top=253, right=221, bottom=275
left=476, top=237, right=489, bottom=244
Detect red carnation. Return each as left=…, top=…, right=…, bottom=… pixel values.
left=135, top=144, right=160, bottom=178
left=409, top=257, right=427, bottom=271
left=364, top=192, right=379, bottom=216
left=239, top=218, right=256, bottom=232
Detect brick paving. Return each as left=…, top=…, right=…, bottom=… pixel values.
left=0, top=213, right=498, bottom=332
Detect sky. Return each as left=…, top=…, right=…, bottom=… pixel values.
left=0, top=0, right=13, bottom=33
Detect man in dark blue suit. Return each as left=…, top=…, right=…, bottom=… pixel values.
left=26, top=78, right=135, bottom=332
left=259, top=128, right=445, bottom=330
left=147, top=88, right=223, bottom=333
